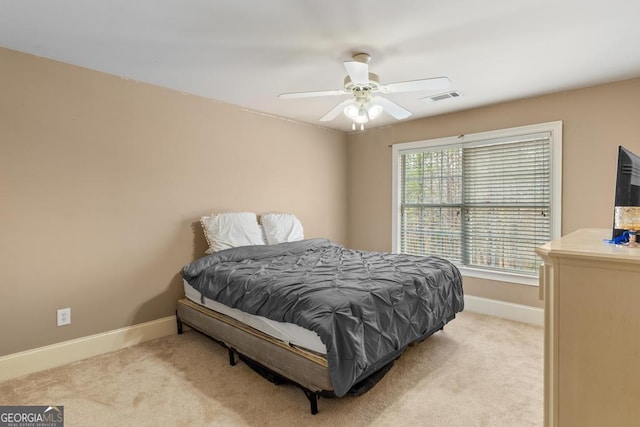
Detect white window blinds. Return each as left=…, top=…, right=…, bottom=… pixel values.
left=396, top=126, right=560, bottom=280
left=463, top=135, right=551, bottom=274
left=400, top=147, right=463, bottom=261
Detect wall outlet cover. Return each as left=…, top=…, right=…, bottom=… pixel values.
left=57, top=308, right=71, bottom=327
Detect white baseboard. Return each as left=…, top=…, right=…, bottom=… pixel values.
left=0, top=298, right=541, bottom=383
left=464, top=295, right=543, bottom=326
left=0, top=315, right=176, bottom=383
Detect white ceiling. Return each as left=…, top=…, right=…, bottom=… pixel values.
left=2, top=0, right=640, bottom=132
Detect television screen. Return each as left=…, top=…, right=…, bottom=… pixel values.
left=612, top=146, right=640, bottom=239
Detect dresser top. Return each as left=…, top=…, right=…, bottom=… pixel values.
left=536, top=228, right=640, bottom=263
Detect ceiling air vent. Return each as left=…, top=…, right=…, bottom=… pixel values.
left=421, top=90, right=462, bottom=103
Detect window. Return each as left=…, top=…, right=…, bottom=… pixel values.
left=392, top=122, right=562, bottom=286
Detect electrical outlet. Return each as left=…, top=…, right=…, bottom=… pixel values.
left=57, top=308, right=71, bottom=327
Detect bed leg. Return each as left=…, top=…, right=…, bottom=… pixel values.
left=176, top=312, right=183, bottom=335
left=228, top=348, right=236, bottom=366
left=302, top=388, right=319, bottom=415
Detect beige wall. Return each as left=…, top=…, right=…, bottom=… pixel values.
left=3, top=45, right=640, bottom=356
left=347, top=77, right=640, bottom=308
left=0, top=48, right=347, bottom=356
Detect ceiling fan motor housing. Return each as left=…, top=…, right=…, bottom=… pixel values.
left=344, top=72, right=380, bottom=93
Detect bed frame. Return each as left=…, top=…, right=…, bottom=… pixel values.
left=176, top=297, right=451, bottom=414
left=176, top=298, right=331, bottom=414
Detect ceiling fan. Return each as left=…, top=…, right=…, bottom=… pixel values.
left=279, top=53, right=451, bottom=130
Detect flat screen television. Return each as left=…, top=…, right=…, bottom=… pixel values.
left=612, top=145, right=640, bottom=239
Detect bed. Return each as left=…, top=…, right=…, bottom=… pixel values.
left=176, top=213, right=464, bottom=414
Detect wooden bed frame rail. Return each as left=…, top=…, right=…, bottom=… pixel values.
left=176, top=298, right=330, bottom=414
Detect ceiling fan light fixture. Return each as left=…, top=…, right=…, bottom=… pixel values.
left=344, top=102, right=369, bottom=124
left=343, top=103, right=359, bottom=119
left=366, top=102, right=384, bottom=119
left=353, top=104, right=369, bottom=124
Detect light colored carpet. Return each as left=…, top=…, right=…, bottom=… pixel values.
left=0, top=311, right=542, bottom=426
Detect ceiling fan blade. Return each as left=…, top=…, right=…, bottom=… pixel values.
left=371, top=96, right=412, bottom=120
left=344, top=61, right=369, bottom=85
left=320, top=99, right=354, bottom=122
left=279, top=89, right=347, bottom=99
left=380, top=77, right=451, bottom=94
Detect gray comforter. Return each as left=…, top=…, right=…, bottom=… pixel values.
left=182, top=239, right=464, bottom=397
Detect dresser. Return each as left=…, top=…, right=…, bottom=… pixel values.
left=536, top=229, right=640, bottom=427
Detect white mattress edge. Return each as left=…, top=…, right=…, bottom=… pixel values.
left=183, top=279, right=327, bottom=355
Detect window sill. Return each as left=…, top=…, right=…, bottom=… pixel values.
left=456, top=266, right=539, bottom=286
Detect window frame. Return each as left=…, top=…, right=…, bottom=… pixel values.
left=391, top=121, right=562, bottom=286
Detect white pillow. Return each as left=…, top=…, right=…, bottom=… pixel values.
left=201, top=212, right=265, bottom=254
left=261, top=213, right=304, bottom=245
